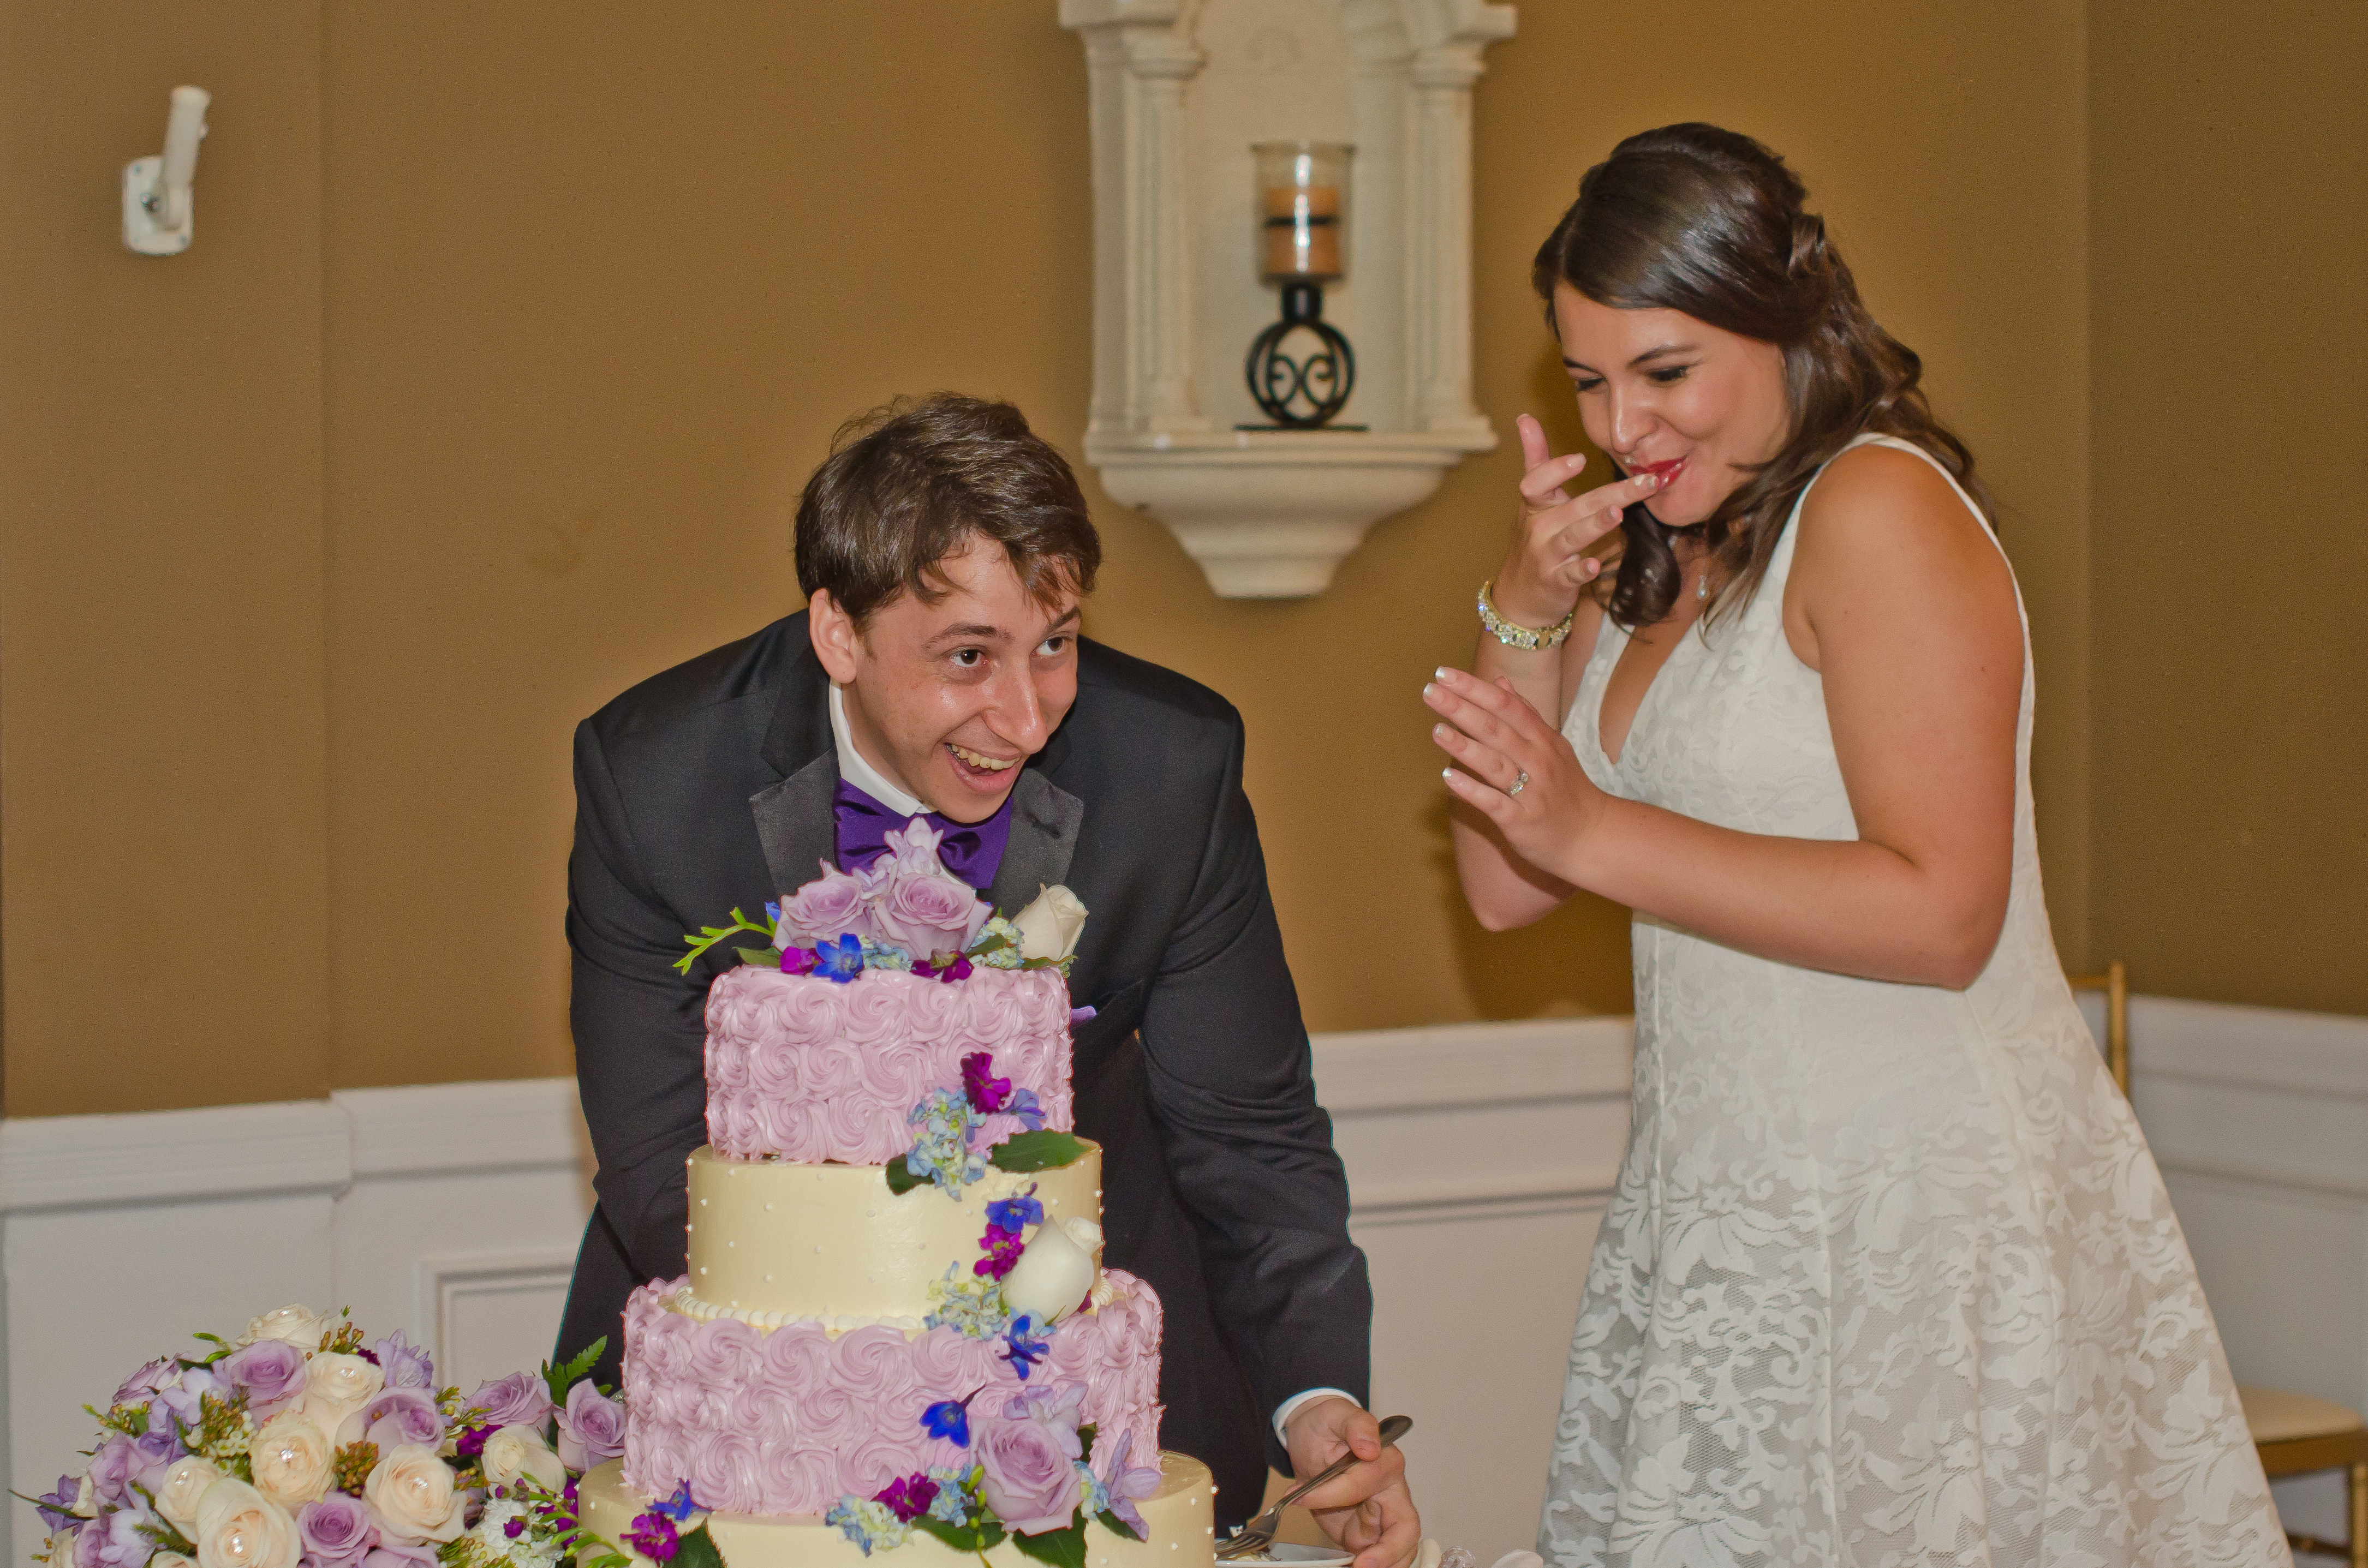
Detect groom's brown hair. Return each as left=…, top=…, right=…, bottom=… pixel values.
left=794, top=393, right=1101, bottom=627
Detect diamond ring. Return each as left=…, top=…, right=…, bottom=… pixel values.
left=1509, top=769, right=1530, bottom=798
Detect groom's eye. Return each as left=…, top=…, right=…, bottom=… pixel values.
left=1036, top=635, right=1071, bottom=659
left=951, top=648, right=986, bottom=669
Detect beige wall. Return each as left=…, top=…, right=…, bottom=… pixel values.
left=4, top=0, right=2271, bottom=1118
left=2089, top=0, right=2368, bottom=1015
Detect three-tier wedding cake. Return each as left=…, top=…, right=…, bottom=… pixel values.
left=578, top=822, right=1218, bottom=1568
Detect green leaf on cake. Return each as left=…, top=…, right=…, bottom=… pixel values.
left=914, top=1516, right=1006, bottom=1554
left=1076, top=1422, right=1097, bottom=1463
left=733, top=947, right=780, bottom=968
left=670, top=1523, right=728, bottom=1568
left=884, top=1154, right=921, bottom=1196
left=989, top=1131, right=1089, bottom=1173
left=673, top=907, right=776, bottom=975
left=1097, top=1510, right=1144, bottom=1543
left=1009, top=1515, right=1089, bottom=1568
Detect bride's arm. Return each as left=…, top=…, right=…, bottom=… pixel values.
left=1448, top=415, right=1647, bottom=930
left=1430, top=446, right=2021, bottom=988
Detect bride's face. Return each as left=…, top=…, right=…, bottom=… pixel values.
left=1551, top=283, right=1791, bottom=526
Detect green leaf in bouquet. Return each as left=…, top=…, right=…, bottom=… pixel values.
left=1009, top=1513, right=1088, bottom=1568
left=670, top=1522, right=729, bottom=1568
left=988, top=1131, right=1089, bottom=1173
left=541, top=1337, right=607, bottom=1406
left=884, top=1154, right=921, bottom=1196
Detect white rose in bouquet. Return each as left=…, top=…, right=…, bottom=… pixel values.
left=155, top=1457, right=227, bottom=1532
left=1010, top=884, right=1088, bottom=962
left=479, top=1424, right=566, bottom=1492
left=193, top=1479, right=302, bottom=1568
left=1000, top=1216, right=1104, bottom=1326
left=235, top=1306, right=327, bottom=1351
left=297, top=1352, right=383, bottom=1434
left=363, top=1445, right=467, bottom=1542
left=248, top=1411, right=335, bottom=1509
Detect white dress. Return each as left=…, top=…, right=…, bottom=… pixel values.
left=1540, top=435, right=2288, bottom=1566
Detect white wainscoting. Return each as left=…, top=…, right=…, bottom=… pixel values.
left=1, top=1000, right=2361, bottom=1561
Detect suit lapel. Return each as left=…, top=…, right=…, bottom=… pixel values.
left=750, top=752, right=839, bottom=899
left=988, top=768, right=1083, bottom=917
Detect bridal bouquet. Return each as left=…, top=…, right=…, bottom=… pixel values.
left=21, top=1306, right=719, bottom=1568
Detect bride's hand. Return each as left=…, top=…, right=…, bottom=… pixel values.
left=1490, top=412, right=1659, bottom=626
left=1426, top=666, right=1606, bottom=879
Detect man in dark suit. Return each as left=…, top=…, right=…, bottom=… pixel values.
left=556, top=395, right=1413, bottom=1567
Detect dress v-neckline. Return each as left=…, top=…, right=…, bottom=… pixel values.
left=1596, top=609, right=1697, bottom=770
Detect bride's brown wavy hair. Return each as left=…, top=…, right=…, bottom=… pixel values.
left=1533, top=123, right=1991, bottom=629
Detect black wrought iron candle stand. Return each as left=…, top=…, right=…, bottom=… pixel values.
left=1245, top=281, right=1357, bottom=429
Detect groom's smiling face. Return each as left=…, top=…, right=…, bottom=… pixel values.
left=808, top=533, right=1081, bottom=824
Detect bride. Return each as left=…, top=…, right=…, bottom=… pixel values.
left=1428, top=123, right=2286, bottom=1565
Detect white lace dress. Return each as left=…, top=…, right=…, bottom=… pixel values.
left=1539, top=435, right=2288, bottom=1566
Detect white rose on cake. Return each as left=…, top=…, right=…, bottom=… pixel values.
left=1010, top=884, right=1088, bottom=962
left=1000, top=1216, right=1104, bottom=1326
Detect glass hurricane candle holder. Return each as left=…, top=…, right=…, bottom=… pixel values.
left=1246, top=142, right=1357, bottom=428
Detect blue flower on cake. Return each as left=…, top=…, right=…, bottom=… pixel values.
left=824, top=1495, right=913, bottom=1556
left=999, top=1314, right=1052, bottom=1380
left=904, top=1088, right=987, bottom=1194
left=922, top=1268, right=1008, bottom=1339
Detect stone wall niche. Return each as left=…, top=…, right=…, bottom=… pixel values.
left=1060, top=0, right=1516, bottom=598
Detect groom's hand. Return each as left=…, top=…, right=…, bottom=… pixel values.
left=1282, top=1397, right=1419, bottom=1568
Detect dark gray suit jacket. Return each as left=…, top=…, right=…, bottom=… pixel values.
left=555, top=612, right=1370, bottom=1509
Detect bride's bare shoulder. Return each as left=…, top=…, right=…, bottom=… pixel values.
left=1785, top=442, right=2016, bottom=670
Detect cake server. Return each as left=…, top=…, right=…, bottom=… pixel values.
left=1216, top=1414, right=1414, bottom=1561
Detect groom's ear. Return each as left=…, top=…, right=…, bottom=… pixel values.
left=807, top=589, right=863, bottom=685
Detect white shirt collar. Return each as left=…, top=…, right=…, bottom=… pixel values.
left=828, top=682, right=929, bottom=818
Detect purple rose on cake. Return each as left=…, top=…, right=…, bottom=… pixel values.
left=977, top=1383, right=1087, bottom=1535
left=870, top=866, right=989, bottom=960
left=775, top=860, right=877, bottom=950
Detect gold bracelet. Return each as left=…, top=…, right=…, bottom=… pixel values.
left=1477, top=578, right=1575, bottom=651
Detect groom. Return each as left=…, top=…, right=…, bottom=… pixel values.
left=556, top=394, right=1412, bottom=1565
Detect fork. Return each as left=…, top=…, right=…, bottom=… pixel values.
left=1214, top=1414, right=1413, bottom=1561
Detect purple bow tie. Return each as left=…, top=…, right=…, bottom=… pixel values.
left=833, top=777, right=1014, bottom=892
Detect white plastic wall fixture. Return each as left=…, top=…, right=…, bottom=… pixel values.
left=1060, top=0, right=1514, bottom=597
left=122, top=85, right=210, bottom=255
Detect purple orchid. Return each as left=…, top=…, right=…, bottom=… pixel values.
left=33, top=1474, right=81, bottom=1533
left=620, top=1513, right=679, bottom=1564
left=1098, top=1430, right=1163, bottom=1539
left=975, top=1229, right=1024, bottom=1280
left=960, top=1052, right=1012, bottom=1115
left=779, top=945, right=820, bottom=977
left=872, top=1474, right=940, bottom=1523
left=369, top=1331, right=434, bottom=1391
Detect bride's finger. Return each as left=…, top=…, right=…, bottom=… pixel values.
left=1441, top=766, right=1517, bottom=825
left=1430, top=721, right=1523, bottom=792
left=1517, top=413, right=1552, bottom=470
left=1430, top=668, right=1555, bottom=749
left=1520, top=450, right=1588, bottom=510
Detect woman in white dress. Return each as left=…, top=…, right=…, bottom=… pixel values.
left=1427, top=124, right=2286, bottom=1566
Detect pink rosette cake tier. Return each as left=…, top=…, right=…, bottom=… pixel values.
left=619, top=1272, right=1164, bottom=1517
left=703, top=965, right=1075, bottom=1162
